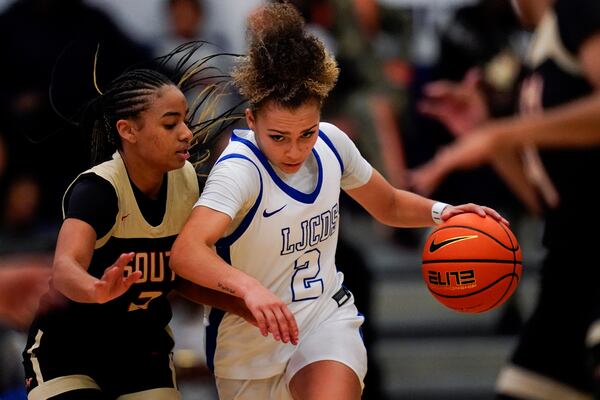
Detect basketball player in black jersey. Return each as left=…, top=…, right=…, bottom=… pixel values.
left=21, top=67, right=251, bottom=400
left=411, top=0, right=600, bottom=398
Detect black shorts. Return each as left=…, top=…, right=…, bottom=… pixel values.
left=22, top=324, right=178, bottom=399
left=508, top=249, right=599, bottom=392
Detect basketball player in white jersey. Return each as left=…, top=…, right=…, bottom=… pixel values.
left=170, top=3, right=507, bottom=399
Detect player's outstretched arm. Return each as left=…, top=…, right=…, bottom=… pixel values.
left=346, top=168, right=507, bottom=228
left=93, top=252, right=141, bottom=304
left=418, top=67, right=490, bottom=138
left=174, top=278, right=257, bottom=327
left=410, top=33, right=600, bottom=195
left=52, top=218, right=140, bottom=303
left=170, top=206, right=298, bottom=345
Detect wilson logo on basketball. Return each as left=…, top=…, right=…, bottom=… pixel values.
left=427, top=270, right=476, bottom=288
left=428, top=235, right=478, bottom=253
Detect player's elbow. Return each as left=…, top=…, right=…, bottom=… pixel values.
left=169, top=239, right=187, bottom=276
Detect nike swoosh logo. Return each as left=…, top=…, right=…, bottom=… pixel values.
left=121, top=213, right=130, bottom=221
left=263, top=205, right=286, bottom=218
left=429, top=235, right=478, bottom=253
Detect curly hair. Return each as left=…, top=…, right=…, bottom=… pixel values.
left=232, top=2, right=339, bottom=109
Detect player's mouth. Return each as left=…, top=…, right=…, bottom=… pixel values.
left=281, top=161, right=302, bottom=171
left=176, top=148, right=190, bottom=160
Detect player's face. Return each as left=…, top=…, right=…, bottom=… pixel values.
left=127, top=85, right=192, bottom=172
left=246, top=100, right=320, bottom=174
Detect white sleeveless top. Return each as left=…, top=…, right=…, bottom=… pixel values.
left=197, top=122, right=372, bottom=379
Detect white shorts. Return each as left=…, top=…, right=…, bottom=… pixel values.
left=215, top=300, right=367, bottom=400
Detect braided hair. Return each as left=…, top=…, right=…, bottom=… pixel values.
left=232, top=1, right=339, bottom=110
left=82, top=69, right=173, bottom=165
left=79, top=42, right=244, bottom=169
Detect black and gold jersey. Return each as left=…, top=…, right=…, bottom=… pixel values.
left=36, top=152, right=198, bottom=352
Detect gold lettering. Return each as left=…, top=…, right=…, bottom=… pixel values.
left=128, top=291, right=162, bottom=311
left=135, top=253, right=148, bottom=283
left=151, top=252, right=164, bottom=282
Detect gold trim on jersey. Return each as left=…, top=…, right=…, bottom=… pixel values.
left=62, top=151, right=198, bottom=250
left=28, top=375, right=101, bottom=400
left=25, top=329, right=44, bottom=384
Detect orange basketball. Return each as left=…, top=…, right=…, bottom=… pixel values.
left=422, top=213, right=522, bottom=313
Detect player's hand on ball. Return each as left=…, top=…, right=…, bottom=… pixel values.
left=443, top=203, right=509, bottom=226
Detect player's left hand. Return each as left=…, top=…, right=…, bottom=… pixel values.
left=94, top=252, right=142, bottom=304
left=442, top=203, right=509, bottom=226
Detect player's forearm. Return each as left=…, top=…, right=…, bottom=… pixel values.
left=489, top=152, right=542, bottom=215
left=170, top=240, right=259, bottom=300
left=492, top=93, right=600, bottom=148
left=175, top=279, right=250, bottom=317
left=363, top=188, right=436, bottom=228
left=349, top=169, right=437, bottom=228
left=52, top=256, right=99, bottom=303
left=387, top=189, right=437, bottom=228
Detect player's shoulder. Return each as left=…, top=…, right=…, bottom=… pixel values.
left=318, top=121, right=356, bottom=154
left=87, top=154, right=126, bottom=184
left=318, top=121, right=353, bottom=145
left=318, top=121, right=345, bottom=138
left=217, top=130, right=260, bottom=164
left=211, top=144, right=261, bottom=180
left=70, top=173, right=116, bottom=197
left=217, top=130, right=254, bottom=156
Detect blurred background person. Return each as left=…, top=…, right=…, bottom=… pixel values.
left=152, top=0, right=230, bottom=58
left=407, top=0, right=537, bottom=337
left=410, top=0, right=600, bottom=398
left=408, top=0, right=530, bottom=221
left=0, top=0, right=152, bottom=228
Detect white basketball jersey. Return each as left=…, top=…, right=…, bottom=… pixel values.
left=206, top=128, right=348, bottom=380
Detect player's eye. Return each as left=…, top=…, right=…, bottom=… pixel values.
left=269, top=135, right=284, bottom=142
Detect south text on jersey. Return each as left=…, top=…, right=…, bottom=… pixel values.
left=123, top=251, right=176, bottom=284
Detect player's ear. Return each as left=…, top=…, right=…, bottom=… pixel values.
left=116, top=119, right=137, bottom=144
left=245, top=108, right=256, bottom=131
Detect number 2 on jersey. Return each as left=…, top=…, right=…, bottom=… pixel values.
left=291, top=249, right=324, bottom=301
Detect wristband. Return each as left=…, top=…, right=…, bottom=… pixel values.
left=431, top=202, right=450, bottom=225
